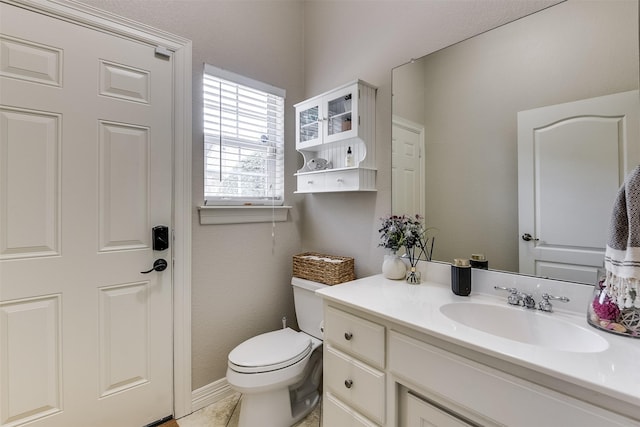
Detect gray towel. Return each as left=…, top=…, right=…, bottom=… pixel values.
left=604, top=165, right=640, bottom=309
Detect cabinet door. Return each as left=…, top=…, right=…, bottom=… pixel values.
left=403, top=392, right=474, bottom=427
left=296, top=99, right=322, bottom=149
left=324, top=392, right=380, bottom=427
left=324, top=84, right=358, bottom=144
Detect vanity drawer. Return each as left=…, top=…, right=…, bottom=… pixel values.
left=325, top=344, right=385, bottom=425
left=323, top=392, right=380, bottom=427
left=325, top=305, right=385, bottom=368
left=296, top=173, right=325, bottom=192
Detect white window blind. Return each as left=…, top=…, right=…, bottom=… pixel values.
left=203, top=64, right=285, bottom=205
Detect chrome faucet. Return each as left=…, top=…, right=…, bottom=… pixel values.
left=495, top=286, right=570, bottom=312
left=494, top=286, right=536, bottom=309
left=494, top=286, right=525, bottom=306
left=538, top=293, right=570, bottom=312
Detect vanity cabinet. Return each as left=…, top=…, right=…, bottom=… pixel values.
left=323, top=306, right=385, bottom=426
left=294, top=80, right=376, bottom=193
left=321, top=300, right=640, bottom=427
left=389, top=330, right=638, bottom=427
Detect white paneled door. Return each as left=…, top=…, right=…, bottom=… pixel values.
left=392, top=117, right=425, bottom=218
left=0, top=2, right=174, bottom=426
left=518, top=90, right=640, bottom=285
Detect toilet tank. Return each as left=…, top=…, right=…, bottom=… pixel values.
left=292, top=277, right=327, bottom=340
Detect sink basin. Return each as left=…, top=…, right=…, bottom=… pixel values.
left=440, top=302, right=609, bottom=353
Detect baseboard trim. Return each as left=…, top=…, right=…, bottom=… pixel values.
left=144, top=415, right=174, bottom=427
left=191, top=378, right=235, bottom=413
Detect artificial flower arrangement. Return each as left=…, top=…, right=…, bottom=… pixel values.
left=378, top=214, right=434, bottom=283
left=588, top=276, right=640, bottom=337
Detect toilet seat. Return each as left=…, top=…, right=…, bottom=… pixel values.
left=228, top=328, right=312, bottom=374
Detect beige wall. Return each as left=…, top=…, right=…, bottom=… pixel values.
left=78, top=0, right=561, bottom=392
left=392, top=59, right=426, bottom=127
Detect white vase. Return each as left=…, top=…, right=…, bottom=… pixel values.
left=382, top=253, right=406, bottom=280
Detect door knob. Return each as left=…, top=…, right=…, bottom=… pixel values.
left=521, top=233, right=539, bottom=242
left=141, top=259, right=168, bottom=274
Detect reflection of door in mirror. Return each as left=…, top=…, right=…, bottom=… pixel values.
left=392, top=116, right=425, bottom=218
left=518, top=90, right=640, bottom=284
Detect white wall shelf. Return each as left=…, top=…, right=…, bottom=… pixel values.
left=294, top=80, right=377, bottom=193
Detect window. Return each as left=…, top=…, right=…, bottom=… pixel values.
left=203, top=64, right=285, bottom=206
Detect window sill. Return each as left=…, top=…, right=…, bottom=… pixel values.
left=198, top=205, right=291, bottom=225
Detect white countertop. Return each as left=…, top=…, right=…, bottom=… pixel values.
left=316, top=271, right=640, bottom=411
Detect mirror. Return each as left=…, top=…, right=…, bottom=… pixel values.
left=392, top=0, right=639, bottom=284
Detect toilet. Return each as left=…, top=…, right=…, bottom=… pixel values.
left=226, top=277, right=327, bottom=427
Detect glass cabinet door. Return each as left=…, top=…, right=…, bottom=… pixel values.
left=324, top=85, right=357, bottom=143
left=297, top=102, right=321, bottom=148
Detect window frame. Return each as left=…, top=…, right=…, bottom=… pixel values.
left=203, top=63, right=286, bottom=207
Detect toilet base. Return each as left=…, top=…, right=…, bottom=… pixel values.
left=238, top=388, right=319, bottom=427
left=234, top=346, right=323, bottom=427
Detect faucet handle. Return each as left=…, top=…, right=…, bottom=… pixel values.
left=538, top=293, right=570, bottom=312
left=543, top=293, right=570, bottom=302
left=494, top=286, right=522, bottom=306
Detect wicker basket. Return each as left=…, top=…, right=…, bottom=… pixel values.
left=293, top=252, right=355, bottom=285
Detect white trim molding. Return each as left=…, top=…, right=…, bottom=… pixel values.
left=191, top=378, right=236, bottom=413
left=5, top=0, right=193, bottom=419
left=198, top=205, right=292, bottom=225
left=171, top=38, right=193, bottom=420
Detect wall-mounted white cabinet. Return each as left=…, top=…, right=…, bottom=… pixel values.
left=295, top=80, right=377, bottom=193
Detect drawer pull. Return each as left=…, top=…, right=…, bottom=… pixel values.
left=307, top=180, right=314, bottom=184
left=344, top=379, right=353, bottom=389
left=336, top=178, right=344, bottom=183
left=344, top=332, right=353, bottom=341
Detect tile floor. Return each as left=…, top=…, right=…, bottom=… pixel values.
left=177, top=393, right=321, bottom=427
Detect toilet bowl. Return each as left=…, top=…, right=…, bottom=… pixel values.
left=226, top=278, right=327, bottom=427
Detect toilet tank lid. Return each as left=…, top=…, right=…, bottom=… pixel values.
left=291, top=277, right=327, bottom=291
left=228, top=328, right=311, bottom=369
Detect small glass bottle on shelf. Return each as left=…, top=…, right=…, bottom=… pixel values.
left=345, top=146, right=354, bottom=167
